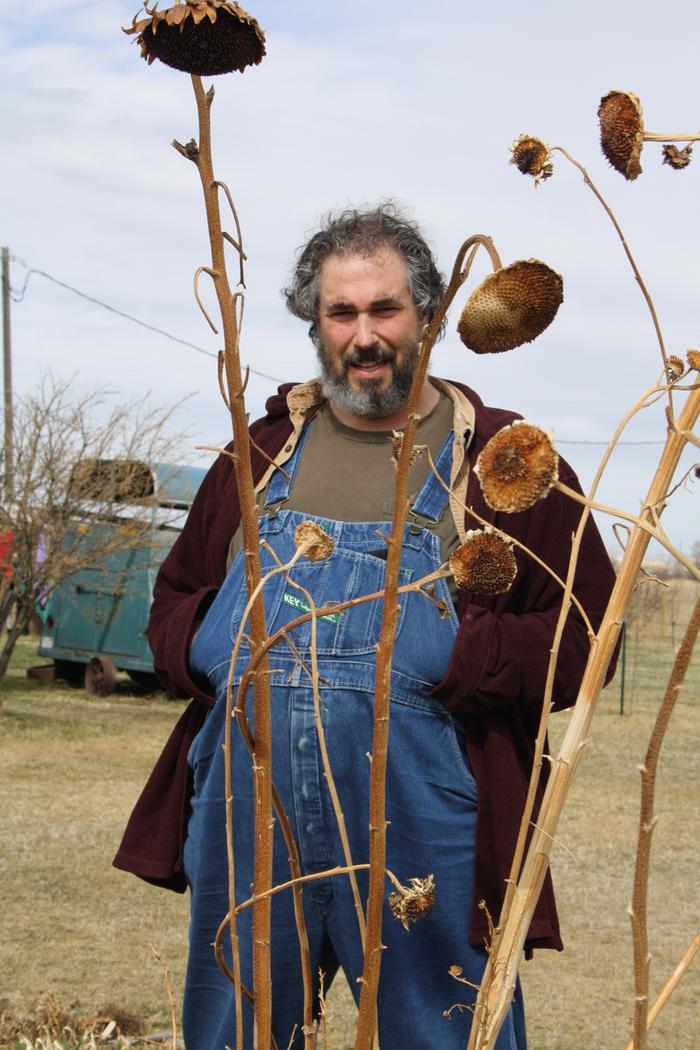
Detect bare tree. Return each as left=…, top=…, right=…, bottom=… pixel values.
left=0, top=374, right=188, bottom=680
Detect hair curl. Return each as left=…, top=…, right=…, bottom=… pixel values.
left=283, top=203, right=446, bottom=345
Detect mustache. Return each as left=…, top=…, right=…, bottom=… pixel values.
left=343, top=346, right=396, bottom=370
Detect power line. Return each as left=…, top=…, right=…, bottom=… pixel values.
left=3, top=258, right=684, bottom=448
left=557, top=439, right=664, bottom=446
left=9, top=258, right=287, bottom=385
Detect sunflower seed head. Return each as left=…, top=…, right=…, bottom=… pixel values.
left=598, top=90, right=644, bottom=180
left=294, top=520, right=334, bottom=562
left=449, top=529, right=517, bottom=595
left=475, top=421, right=559, bottom=513
left=457, top=260, right=563, bottom=355
left=667, top=355, right=685, bottom=382
left=510, top=135, right=554, bottom=185
left=388, top=875, right=436, bottom=930
left=124, top=1, right=266, bottom=75
left=686, top=349, right=700, bottom=372
left=662, top=144, right=693, bottom=170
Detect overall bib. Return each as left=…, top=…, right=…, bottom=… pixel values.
left=184, top=426, right=525, bottom=1050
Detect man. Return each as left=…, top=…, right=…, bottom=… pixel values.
left=114, top=204, right=616, bottom=1049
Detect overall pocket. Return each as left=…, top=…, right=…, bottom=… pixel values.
left=227, top=543, right=413, bottom=657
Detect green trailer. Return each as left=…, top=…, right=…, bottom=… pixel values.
left=37, top=459, right=206, bottom=695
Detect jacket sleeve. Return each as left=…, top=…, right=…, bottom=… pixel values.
left=146, top=449, right=238, bottom=706
left=431, top=470, right=617, bottom=717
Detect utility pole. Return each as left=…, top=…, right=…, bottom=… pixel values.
left=2, top=247, right=12, bottom=502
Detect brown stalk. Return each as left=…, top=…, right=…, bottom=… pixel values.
left=149, top=945, right=178, bottom=1050
left=354, top=234, right=500, bottom=1050
left=642, top=131, right=700, bottom=143
left=219, top=552, right=305, bottom=1050
left=552, top=146, right=672, bottom=410
left=265, top=551, right=368, bottom=948
left=181, top=73, right=274, bottom=1048
left=222, top=545, right=315, bottom=1043
left=625, top=928, right=700, bottom=1050
left=629, top=596, right=700, bottom=1049
left=467, top=382, right=700, bottom=1049
left=555, top=480, right=700, bottom=581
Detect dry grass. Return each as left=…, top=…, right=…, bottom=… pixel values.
left=0, top=578, right=697, bottom=1048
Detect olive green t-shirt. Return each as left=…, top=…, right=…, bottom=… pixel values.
left=228, top=393, right=459, bottom=570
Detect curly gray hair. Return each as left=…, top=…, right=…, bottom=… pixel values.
left=282, top=203, right=446, bottom=345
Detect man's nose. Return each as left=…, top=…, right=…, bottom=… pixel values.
left=353, top=313, right=377, bottom=348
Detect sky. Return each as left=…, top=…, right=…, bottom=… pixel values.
left=2, top=0, right=699, bottom=560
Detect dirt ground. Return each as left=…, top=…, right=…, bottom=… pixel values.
left=1, top=579, right=698, bottom=1048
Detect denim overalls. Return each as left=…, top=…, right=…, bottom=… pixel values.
left=184, top=426, right=525, bottom=1050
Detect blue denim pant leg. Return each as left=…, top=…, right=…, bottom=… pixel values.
left=306, top=680, right=526, bottom=1050
left=182, top=680, right=337, bottom=1050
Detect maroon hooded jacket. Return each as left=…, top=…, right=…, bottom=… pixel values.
left=113, top=381, right=617, bottom=951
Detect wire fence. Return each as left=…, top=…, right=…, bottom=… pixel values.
left=607, top=576, right=700, bottom=714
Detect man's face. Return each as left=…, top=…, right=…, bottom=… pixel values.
left=315, top=248, right=426, bottom=419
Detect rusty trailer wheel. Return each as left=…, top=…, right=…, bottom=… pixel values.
left=84, top=655, right=117, bottom=696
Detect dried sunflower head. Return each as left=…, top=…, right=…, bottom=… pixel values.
left=510, top=135, right=553, bottom=185
left=686, top=349, right=700, bottom=372
left=475, top=421, right=559, bottom=513
left=598, top=90, right=644, bottom=180
left=391, top=430, right=422, bottom=468
left=388, top=875, right=436, bottom=931
left=124, top=1, right=266, bottom=76
left=662, top=144, right=693, bottom=170
left=666, top=355, right=685, bottom=381
left=449, top=529, right=517, bottom=595
left=294, top=521, right=334, bottom=562
left=457, top=260, right=563, bottom=355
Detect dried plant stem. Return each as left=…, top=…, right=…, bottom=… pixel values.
left=466, top=363, right=665, bottom=1006
left=184, top=73, right=274, bottom=1049
left=222, top=551, right=302, bottom=1050
left=555, top=481, right=700, bottom=581
left=149, top=946, right=178, bottom=1050
left=642, top=131, right=700, bottom=143
left=468, top=383, right=700, bottom=1049
left=273, top=563, right=368, bottom=948
left=354, top=234, right=500, bottom=1050
left=629, top=596, right=700, bottom=1050
left=231, top=864, right=371, bottom=915
left=214, top=863, right=404, bottom=929
left=221, top=546, right=315, bottom=1043
left=624, top=928, right=700, bottom=1050
left=553, top=146, right=671, bottom=400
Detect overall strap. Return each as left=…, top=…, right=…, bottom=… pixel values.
left=264, top=420, right=315, bottom=509
left=409, top=431, right=453, bottom=527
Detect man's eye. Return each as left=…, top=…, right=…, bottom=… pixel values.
left=374, top=306, right=400, bottom=316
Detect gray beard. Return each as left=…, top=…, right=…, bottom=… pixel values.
left=316, top=345, right=418, bottom=419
